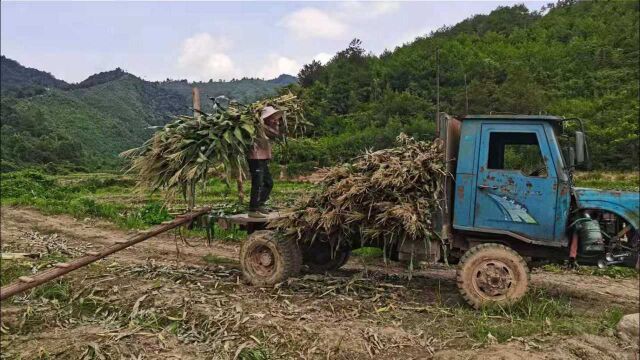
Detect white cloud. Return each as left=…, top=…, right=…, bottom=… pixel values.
left=370, top=2, right=400, bottom=17
left=337, top=1, right=400, bottom=20
left=281, top=7, right=347, bottom=39
left=177, top=33, right=240, bottom=81
left=258, top=55, right=301, bottom=79
left=313, top=52, right=333, bottom=64
left=281, top=2, right=400, bottom=40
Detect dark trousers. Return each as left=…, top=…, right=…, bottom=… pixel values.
left=248, top=159, right=273, bottom=210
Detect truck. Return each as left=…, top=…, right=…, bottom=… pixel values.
left=233, top=114, right=640, bottom=308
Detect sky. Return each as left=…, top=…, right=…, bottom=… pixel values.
left=1, top=1, right=546, bottom=83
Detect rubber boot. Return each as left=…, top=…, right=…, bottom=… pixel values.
left=248, top=210, right=267, bottom=218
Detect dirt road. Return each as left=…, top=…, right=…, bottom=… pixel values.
left=1, top=206, right=638, bottom=359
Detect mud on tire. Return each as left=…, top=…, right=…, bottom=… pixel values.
left=456, top=243, right=530, bottom=309
left=240, top=230, right=302, bottom=286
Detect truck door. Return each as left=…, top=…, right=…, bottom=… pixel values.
left=473, top=125, right=558, bottom=242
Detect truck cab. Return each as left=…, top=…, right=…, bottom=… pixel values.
left=453, top=115, right=571, bottom=244
left=438, top=114, right=639, bottom=307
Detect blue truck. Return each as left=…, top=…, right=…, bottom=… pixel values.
left=238, top=114, right=639, bottom=308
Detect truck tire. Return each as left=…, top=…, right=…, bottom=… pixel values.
left=240, top=230, right=301, bottom=286
left=456, top=243, right=530, bottom=309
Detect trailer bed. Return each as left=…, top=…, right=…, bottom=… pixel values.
left=216, top=212, right=284, bottom=233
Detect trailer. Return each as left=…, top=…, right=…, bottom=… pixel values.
left=216, top=212, right=351, bottom=280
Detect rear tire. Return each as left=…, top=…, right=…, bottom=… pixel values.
left=302, top=241, right=351, bottom=273
left=457, top=243, right=530, bottom=309
left=240, top=230, right=301, bottom=286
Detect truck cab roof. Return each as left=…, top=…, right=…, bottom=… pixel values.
left=461, top=114, right=564, bottom=122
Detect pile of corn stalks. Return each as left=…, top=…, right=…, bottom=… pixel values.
left=121, top=93, right=308, bottom=207
left=271, top=134, right=447, bottom=255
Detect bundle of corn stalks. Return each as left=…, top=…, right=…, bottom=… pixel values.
left=270, top=134, right=447, bottom=255
left=121, top=93, right=309, bottom=207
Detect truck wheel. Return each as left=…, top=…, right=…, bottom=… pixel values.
left=240, top=230, right=301, bottom=286
left=302, top=242, right=350, bottom=273
left=456, top=243, right=529, bottom=309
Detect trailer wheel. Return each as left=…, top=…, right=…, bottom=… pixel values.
left=302, top=242, right=351, bottom=273
left=457, top=243, right=529, bottom=309
left=240, top=230, right=301, bottom=286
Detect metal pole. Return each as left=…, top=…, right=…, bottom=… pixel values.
left=0, top=207, right=211, bottom=301
left=464, top=73, right=469, bottom=114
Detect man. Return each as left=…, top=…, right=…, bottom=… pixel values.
left=247, top=106, right=281, bottom=218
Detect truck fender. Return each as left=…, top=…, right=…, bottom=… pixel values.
left=574, top=188, right=639, bottom=230
left=576, top=202, right=639, bottom=230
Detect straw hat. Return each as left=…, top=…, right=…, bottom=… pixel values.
left=260, top=106, right=283, bottom=121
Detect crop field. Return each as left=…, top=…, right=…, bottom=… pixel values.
left=1, top=170, right=638, bottom=359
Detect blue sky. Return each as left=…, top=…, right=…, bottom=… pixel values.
left=1, top=1, right=546, bottom=83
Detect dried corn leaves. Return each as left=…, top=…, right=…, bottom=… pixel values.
left=121, top=93, right=309, bottom=206
left=270, top=134, right=448, bottom=251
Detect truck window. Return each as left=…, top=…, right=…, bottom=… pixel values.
left=487, top=132, right=547, bottom=177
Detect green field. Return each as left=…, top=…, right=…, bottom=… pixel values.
left=2, top=169, right=637, bottom=231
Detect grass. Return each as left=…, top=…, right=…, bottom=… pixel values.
left=0, top=170, right=311, bottom=237
left=0, top=252, right=70, bottom=286
left=1, top=169, right=636, bottom=234
left=574, top=171, right=639, bottom=191
left=352, top=247, right=383, bottom=258
left=451, top=288, right=625, bottom=343
left=203, top=253, right=237, bottom=265
left=3, top=169, right=635, bottom=235
left=239, top=347, right=271, bottom=360
left=31, top=280, right=71, bottom=302
left=0, top=259, right=33, bottom=286
left=542, top=263, right=638, bottom=279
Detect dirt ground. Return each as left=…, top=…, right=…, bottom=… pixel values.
left=1, top=206, right=638, bottom=359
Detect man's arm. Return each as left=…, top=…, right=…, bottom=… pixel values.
left=264, top=119, right=281, bottom=138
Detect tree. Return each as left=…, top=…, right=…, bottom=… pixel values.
left=298, top=60, right=323, bottom=87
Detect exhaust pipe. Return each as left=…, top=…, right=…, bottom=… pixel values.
left=597, top=252, right=631, bottom=268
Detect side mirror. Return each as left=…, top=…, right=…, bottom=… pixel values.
left=575, top=131, right=585, bottom=164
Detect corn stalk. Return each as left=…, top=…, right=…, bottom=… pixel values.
left=121, top=93, right=309, bottom=208
left=270, top=134, right=448, bottom=256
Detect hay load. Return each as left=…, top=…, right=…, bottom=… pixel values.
left=270, top=134, right=448, bottom=254
left=121, top=93, right=309, bottom=207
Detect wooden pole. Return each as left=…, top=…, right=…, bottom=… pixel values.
left=0, top=207, right=211, bottom=301
left=192, top=87, right=201, bottom=121
left=237, top=172, right=245, bottom=204
left=435, top=48, right=440, bottom=127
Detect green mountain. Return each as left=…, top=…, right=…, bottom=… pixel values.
left=0, top=57, right=297, bottom=172
left=157, top=74, right=296, bottom=111
left=3, top=1, right=637, bottom=172
left=1, top=55, right=68, bottom=96
left=291, top=1, right=639, bottom=170
left=1, top=71, right=187, bottom=170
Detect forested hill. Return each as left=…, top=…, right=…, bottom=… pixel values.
left=1, top=55, right=69, bottom=94
left=290, top=1, right=639, bottom=170
left=157, top=74, right=296, bottom=111
left=0, top=56, right=296, bottom=172
left=2, top=1, right=638, bottom=173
